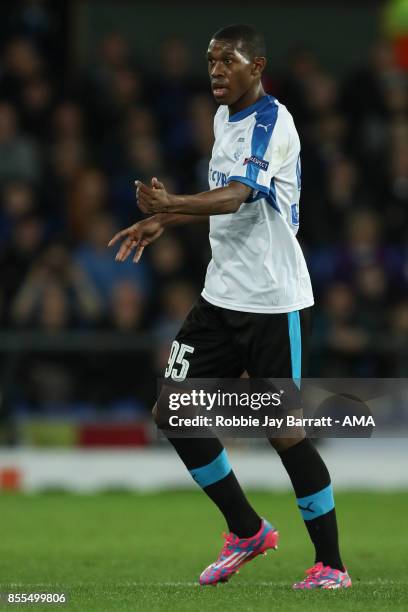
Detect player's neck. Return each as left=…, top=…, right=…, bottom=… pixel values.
left=228, top=84, right=266, bottom=117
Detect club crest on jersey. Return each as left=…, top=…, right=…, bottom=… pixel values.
left=233, top=138, right=246, bottom=160
left=234, top=147, right=244, bottom=161
left=244, top=156, right=269, bottom=171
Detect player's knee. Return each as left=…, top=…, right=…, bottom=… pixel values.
left=152, top=392, right=177, bottom=430
left=152, top=404, right=168, bottom=429
left=151, top=402, right=159, bottom=425
left=268, top=433, right=305, bottom=453
left=153, top=387, right=200, bottom=431
left=152, top=400, right=168, bottom=429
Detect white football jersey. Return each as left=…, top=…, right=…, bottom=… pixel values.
left=201, top=94, right=314, bottom=313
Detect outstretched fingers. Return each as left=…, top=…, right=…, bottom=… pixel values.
left=133, top=243, right=145, bottom=263
left=115, top=236, right=139, bottom=262
left=108, top=228, right=130, bottom=248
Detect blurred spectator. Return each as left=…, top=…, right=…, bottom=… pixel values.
left=342, top=39, right=402, bottom=122
left=103, top=106, right=157, bottom=173
left=36, top=280, right=71, bottom=331
left=313, top=283, right=370, bottom=376
left=6, top=2, right=65, bottom=70
left=279, top=45, right=321, bottom=126
left=0, top=213, right=45, bottom=321
left=0, top=181, right=36, bottom=240
left=67, top=169, right=108, bottom=240
left=74, top=211, right=150, bottom=308
left=105, top=280, right=145, bottom=332
left=305, top=72, right=339, bottom=117
left=149, top=233, right=188, bottom=282
left=184, top=94, right=215, bottom=191
left=86, top=32, right=132, bottom=95
left=152, top=37, right=204, bottom=157
left=156, top=280, right=198, bottom=339
left=354, top=264, right=389, bottom=333
left=124, top=136, right=163, bottom=184
left=0, top=102, right=41, bottom=184
left=388, top=301, right=408, bottom=375
left=1, top=37, right=43, bottom=95
left=112, top=67, right=144, bottom=113
left=109, top=130, right=166, bottom=224
left=80, top=32, right=145, bottom=142
left=341, top=209, right=383, bottom=272
left=382, top=145, right=408, bottom=242
left=17, top=276, right=84, bottom=408
left=85, top=279, right=153, bottom=405
left=20, top=75, right=54, bottom=140
left=22, top=348, right=80, bottom=407
left=51, top=101, right=86, bottom=142
left=341, top=39, right=405, bottom=171
left=48, top=138, right=87, bottom=185
left=11, top=243, right=102, bottom=328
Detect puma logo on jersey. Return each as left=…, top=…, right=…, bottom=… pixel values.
left=256, top=123, right=272, bottom=132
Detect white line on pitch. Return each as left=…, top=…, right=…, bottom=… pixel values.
left=2, top=580, right=405, bottom=588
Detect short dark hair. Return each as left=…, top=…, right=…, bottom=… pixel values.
left=212, top=24, right=266, bottom=59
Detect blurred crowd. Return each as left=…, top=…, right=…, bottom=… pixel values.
left=0, top=3, right=407, bottom=416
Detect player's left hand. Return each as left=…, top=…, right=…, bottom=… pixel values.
left=136, top=177, right=172, bottom=213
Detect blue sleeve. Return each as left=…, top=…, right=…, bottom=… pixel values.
left=227, top=175, right=270, bottom=196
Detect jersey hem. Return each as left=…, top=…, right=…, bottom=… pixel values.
left=201, top=289, right=314, bottom=314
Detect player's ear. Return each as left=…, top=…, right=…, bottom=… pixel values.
left=252, top=56, right=266, bottom=76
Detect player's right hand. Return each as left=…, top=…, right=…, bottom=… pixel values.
left=107, top=217, right=164, bottom=263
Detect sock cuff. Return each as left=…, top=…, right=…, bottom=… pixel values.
left=189, top=449, right=232, bottom=488
left=297, top=483, right=335, bottom=520
left=279, top=438, right=331, bottom=498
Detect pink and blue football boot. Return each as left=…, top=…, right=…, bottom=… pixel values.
left=293, top=562, right=352, bottom=590
left=199, top=518, right=279, bottom=586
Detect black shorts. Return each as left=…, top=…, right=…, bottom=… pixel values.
left=164, top=296, right=311, bottom=381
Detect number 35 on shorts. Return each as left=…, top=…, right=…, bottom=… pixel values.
left=164, top=341, right=195, bottom=381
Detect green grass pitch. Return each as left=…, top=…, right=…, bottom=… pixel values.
left=0, top=490, right=407, bottom=611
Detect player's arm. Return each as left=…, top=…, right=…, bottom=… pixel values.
left=156, top=212, right=209, bottom=226
left=108, top=211, right=209, bottom=264
left=137, top=177, right=251, bottom=216
left=108, top=177, right=251, bottom=263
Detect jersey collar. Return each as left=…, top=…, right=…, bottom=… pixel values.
left=228, top=94, right=273, bottom=122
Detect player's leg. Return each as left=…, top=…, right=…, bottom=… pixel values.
left=155, top=297, right=279, bottom=585
left=154, top=296, right=261, bottom=539
left=273, top=436, right=350, bottom=589
left=243, top=308, right=350, bottom=588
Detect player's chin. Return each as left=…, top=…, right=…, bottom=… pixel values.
left=212, top=88, right=230, bottom=104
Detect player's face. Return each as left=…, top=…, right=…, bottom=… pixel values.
left=207, top=39, right=261, bottom=108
